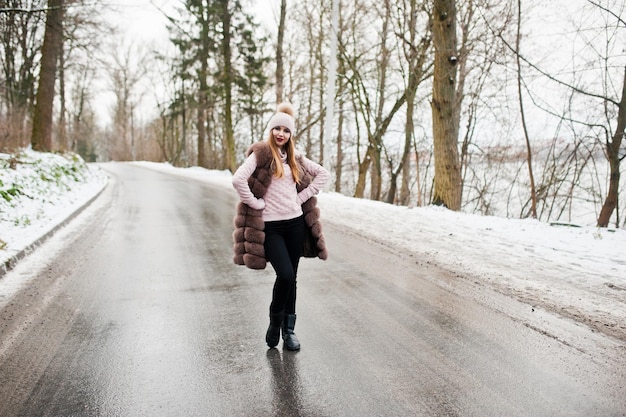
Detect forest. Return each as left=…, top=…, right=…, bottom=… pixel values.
left=1, top=0, right=625, bottom=228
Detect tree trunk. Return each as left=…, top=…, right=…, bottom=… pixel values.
left=369, top=144, right=382, bottom=200
left=597, top=67, right=626, bottom=227
left=31, top=0, right=64, bottom=152
left=399, top=0, right=421, bottom=206
left=369, top=0, right=391, bottom=201
left=388, top=68, right=418, bottom=205
left=220, top=0, right=236, bottom=172
left=57, top=44, right=67, bottom=151
left=398, top=91, right=414, bottom=205
left=334, top=9, right=346, bottom=193
left=516, top=0, right=537, bottom=218
left=275, top=0, right=286, bottom=104
left=355, top=148, right=372, bottom=198
left=431, top=0, right=461, bottom=210
left=335, top=88, right=344, bottom=193
left=197, top=6, right=209, bottom=168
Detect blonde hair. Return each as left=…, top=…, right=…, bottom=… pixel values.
left=268, top=129, right=301, bottom=185
left=266, top=102, right=301, bottom=184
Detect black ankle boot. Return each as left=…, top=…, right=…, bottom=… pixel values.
left=282, top=314, right=300, bottom=351
left=266, top=312, right=283, bottom=348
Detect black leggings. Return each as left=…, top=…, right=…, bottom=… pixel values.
left=264, top=215, right=306, bottom=315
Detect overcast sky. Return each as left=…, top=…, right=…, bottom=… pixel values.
left=113, top=0, right=279, bottom=43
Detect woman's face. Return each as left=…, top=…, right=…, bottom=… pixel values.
left=272, top=126, right=291, bottom=148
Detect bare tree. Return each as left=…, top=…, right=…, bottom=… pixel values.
left=107, top=42, right=147, bottom=161
left=59, top=0, right=110, bottom=156
left=490, top=1, right=625, bottom=226
left=69, top=62, right=98, bottom=159
left=456, top=0, right=514, bottom=215
left=390, top=0, right=432, bottom=205
left=340, top=0, right=407, bottom=200
left=333, top=5, right=349, bottom=193
left=151, top=47, right=192, bottom=166
left=515, top=0, right=537, bottom=218
left=0, top=1, right=46, bottom=151
left=597, top=68, right=626, bottom=227
left=285, top=0, right=327, bottom=162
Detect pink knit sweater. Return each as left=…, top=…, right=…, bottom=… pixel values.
left=232, top=149, right=330, bottom=222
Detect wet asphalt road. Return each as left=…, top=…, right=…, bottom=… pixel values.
left=0, top=162, right=625, bottom=417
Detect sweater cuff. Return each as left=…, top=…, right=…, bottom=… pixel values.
left=297, top=189, right=311, bottom=205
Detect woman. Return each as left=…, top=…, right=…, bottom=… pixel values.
left=232, top=102, right=330, bottom=351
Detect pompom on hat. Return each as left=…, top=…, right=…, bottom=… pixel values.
left=267, top=102, right=296, bottom=135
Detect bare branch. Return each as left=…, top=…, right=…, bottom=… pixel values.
left=479, top=8, right=621, bottom=107
left=586, top=0, right=626, bottom=27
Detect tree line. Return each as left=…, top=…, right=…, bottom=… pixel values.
left=1, top=0, right=624, bottom=228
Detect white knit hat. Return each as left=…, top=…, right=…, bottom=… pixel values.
left=267, top=102, right=296, bottom=134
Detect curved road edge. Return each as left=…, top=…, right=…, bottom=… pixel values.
left=0, top=169, right=109, bottom=278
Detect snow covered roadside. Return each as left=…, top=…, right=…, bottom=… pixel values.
left=1, top=154, right=625, bottom=343
left=0, top=149, right=108, bottom=274
left=317, top=194, right=626, bottom=342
